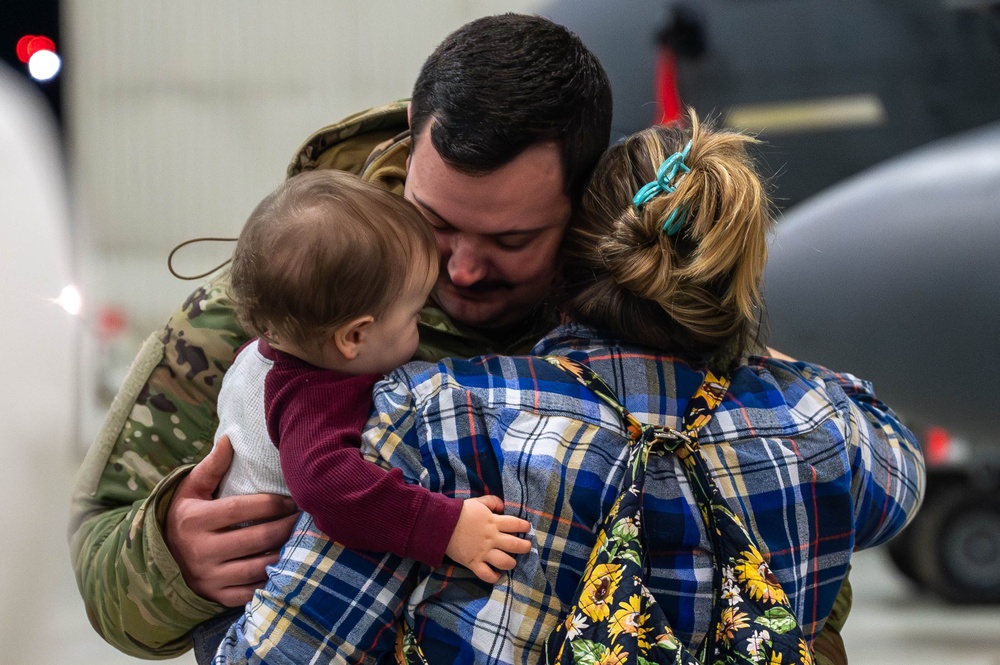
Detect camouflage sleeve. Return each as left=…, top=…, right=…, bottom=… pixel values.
left=69, top=270, right=250, bottom=658
left=811, top=573, right=852, bottom=665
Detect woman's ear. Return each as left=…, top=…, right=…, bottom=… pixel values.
left=332, top=315, right=375, bottom=360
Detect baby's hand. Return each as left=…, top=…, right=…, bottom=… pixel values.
left=445, top=495, right=532, bottom=583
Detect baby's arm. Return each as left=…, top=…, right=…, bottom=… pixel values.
left=269, top=369, right=462, bottom=566
left=446, top=495, right=532, bottom=583
left=270, top=366, right=531, bottom=578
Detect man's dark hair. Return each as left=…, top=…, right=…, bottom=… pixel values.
left=410, top=13, right=613, bottom=205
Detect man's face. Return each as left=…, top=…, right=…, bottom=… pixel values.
left=404, top=128, right=572, bottom=329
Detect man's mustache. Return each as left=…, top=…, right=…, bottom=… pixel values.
left=439, top=275, right=514, bottom=293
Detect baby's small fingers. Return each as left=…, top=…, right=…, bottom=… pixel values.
left=496, top=515, right=531, bottom=534
left=486, top=550, right=517, bottom=571
left=471, top=562, right=501, bottom=584
left=497, top=533, right=532, bottom=554
left=473, top=495, right=506, bottom=514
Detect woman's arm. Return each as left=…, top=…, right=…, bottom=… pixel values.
left=796, top=361, right=926, bottom=546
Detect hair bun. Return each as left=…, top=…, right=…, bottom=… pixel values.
left=562, top=110, right=775, bottom=362
left=601, top=205, right=678, bottom=304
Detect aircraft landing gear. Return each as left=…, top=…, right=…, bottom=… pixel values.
left=888, top=480, right=1000, bottom=604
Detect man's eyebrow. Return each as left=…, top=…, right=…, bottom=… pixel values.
left=411, top=193, right=540, bottom=238
left=411, top=194, right=454, bottom=229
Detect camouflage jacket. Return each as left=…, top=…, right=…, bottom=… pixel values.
left=68, top=101, right=550, bottom=659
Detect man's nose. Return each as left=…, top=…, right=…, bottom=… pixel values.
left=446, top=236, right=488, bottom=287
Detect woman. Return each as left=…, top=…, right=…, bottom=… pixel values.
left=215, top=115, right=923, bottom=664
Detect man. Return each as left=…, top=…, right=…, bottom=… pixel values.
left=69, top=13, right=612, bottom=660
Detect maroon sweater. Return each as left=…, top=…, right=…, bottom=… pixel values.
left=260, top=340, right=463, bottom=566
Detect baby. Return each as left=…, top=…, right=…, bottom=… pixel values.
left=214, top=169, right=530, bottom=582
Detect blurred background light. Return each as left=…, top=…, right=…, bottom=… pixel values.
left=54, top=283, right=82, bottom=316
left=27, top=48, right=61, bottom=81
left=16, top=34, right=56, bottom=63
left=3, top=2, right=63, bottom=128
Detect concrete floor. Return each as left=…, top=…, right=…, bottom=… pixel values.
left=10, top=449, right=1000, bottom=664
left=843, top=548, right=1000, bottom=665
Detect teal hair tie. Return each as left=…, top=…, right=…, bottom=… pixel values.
left=632, top=140, right=693, bottom=236
left=661, top=206, right=689, bottom=236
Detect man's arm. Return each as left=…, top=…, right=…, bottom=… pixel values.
left=69, top=271, right=293, bottom=657
left=165, top=436, right=300, bottom=605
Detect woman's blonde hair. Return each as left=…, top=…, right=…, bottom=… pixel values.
left=562, top=111, right=773, bottom=366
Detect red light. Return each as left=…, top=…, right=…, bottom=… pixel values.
left=16, top=35, right=56, bottom=64
left=924, top=426, right=952, bottom=466
left=16, top=36, right=33, bottom=63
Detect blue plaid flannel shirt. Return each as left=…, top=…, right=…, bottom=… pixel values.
left=215, top=323, right=924, bottom=664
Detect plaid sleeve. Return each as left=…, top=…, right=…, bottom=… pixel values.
left=214, top=375, right=431, bottom=664
left=799, top=363, right=926, bottom=547
left=213, top=514, right=418, bottom=665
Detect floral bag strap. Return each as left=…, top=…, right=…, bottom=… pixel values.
left=541, top=356, right=812, bottom=665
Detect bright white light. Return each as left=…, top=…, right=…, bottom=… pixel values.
left=28, top=49, right=61, bottom=82
left=54, top=284, right=82, bottom=316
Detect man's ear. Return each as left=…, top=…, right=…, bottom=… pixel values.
left=332, top=315, right=375, bottom=360
left=405, top=102, right=413, bottom=171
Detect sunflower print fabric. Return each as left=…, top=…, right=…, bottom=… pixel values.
left=395, top=617, right=429, bottom=665
left=541, top=356, right=813, bottom=665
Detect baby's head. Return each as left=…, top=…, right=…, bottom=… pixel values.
left=231, top=170, right=438, bottom=374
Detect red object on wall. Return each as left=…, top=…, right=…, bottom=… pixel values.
left=96, top=305, right=128, bottom=342
left=655, top=48, right=683, bottom=125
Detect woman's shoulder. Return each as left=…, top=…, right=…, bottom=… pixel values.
left=719, top=356, right=869, bottom=440
left=377, top=354, right=583, bottom=405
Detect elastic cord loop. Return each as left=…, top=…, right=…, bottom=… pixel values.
left=167, top=237, right=237, bottom=280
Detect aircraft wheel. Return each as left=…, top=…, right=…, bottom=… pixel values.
left=885, top=522, right=922, bottom=586
left=912, top=486, right=1000, bottom=604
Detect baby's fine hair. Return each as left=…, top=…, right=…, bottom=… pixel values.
left=231, top=170, right=437, bottom=349
left=562, top=111, right=773, bottom=365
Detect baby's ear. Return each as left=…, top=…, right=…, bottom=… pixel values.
left=332, top=315, right=374, bottom=360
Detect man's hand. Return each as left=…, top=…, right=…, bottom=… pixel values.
left=164, top=435, right=300, bottom=606
left=445, top=495, right=532, bottom=584
left=767, top=347, right=798, bottom=362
